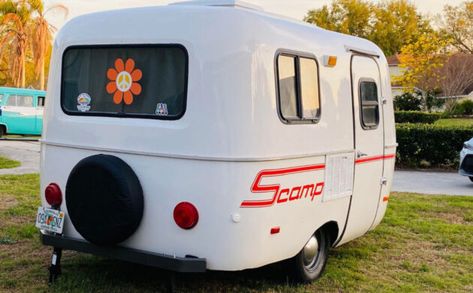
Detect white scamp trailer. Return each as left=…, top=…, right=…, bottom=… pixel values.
left=36, top=0, right=396, bottom=283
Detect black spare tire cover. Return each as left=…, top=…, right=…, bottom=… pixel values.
left=66, top=154, right=144, bottom=245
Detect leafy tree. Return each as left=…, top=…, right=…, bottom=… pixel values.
left=370, top=0, right=432, bottom=56
left=0, top=0, right=64, bottom=89
left=0, top=0, right=33, bottom=88
left=440, top=1, right=473, bottom=54
left=29, top=0, right=67, bottom=90
left=304, top=0, right=432, bottom=56
left=304, top=0, right=373, bottom=39
left=395, top=31, right=452, bottom=93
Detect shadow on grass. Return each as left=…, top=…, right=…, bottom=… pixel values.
left=51, top=253, right=296, bottom=293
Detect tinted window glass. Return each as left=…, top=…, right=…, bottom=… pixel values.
left=17, top=95, right=34, bottom=107
left=299, top=58, right=320, bottom=119
left=62, top=46, right=188, bottom=119
left=278, top=55, right=298, bottom=120
left=6, top=96, right=16, bottom=106
left=359, top=81, right=379, bottom=128
left=38, top=96, right=45, bottom=107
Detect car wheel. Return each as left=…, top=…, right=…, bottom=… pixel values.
left=469, top=177, right=473, bottom=183
left=289, top=229, right=330, bottom=283
left=0, top=126, right=4, bottom=137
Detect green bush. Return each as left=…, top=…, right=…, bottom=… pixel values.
left=394, top=92, right=422, bottom=111
left=394, top=111, right=442, bottom=124
left=396, top=123, right=473, bottom=168
left=452, top=100, right=473, bottom=116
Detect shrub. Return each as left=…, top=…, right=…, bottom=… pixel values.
left=454, top=100, right=473, bottom=116
left=394, top=111, right=442, bottom=124
left=394, top=92, right=422, bottom=111
left=396, top=123, right=473, bottom=168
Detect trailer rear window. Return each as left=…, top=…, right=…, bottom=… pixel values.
left=277, top=53, right=320, bottom=124
left=61, top=45, right=188, bottom=120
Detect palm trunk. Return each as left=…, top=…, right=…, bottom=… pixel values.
left=21, top=55, right=25, bottom=88
left=40, top=57, right=45, bottom=90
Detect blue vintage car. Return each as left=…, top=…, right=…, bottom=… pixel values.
left=0, top=87, right=46, bottom=137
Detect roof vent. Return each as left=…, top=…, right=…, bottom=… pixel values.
left=172, top=0, right=263, bottom=11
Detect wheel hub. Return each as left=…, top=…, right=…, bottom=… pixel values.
left=302, top=235, right=319, bottom=267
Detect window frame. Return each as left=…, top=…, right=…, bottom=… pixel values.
left=358, top=78, right=380, bottom=130
left=60, top=44, right=189, bottom=120
left=275, top=50, right=321, bottom=125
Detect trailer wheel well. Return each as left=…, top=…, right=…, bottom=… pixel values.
left=319, top=221, right=339, bottom=247
left=0, top=124, right=6, bottom=136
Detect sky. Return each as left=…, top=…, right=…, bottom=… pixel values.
left=44, top=0, right=466, bottom=30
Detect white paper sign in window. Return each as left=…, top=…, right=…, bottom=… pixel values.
left=323, top=152, right=354, bottom=202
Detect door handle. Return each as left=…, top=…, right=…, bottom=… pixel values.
left=356, top=151, right=368, bottom=158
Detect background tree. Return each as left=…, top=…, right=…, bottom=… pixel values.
left=304, top=0, right=373, bottom=39
left=440, top=1, right=473, bottom=54
left=0, top=0, right=33, bottom=88
left=304, top=0, right=432, bottom=56
left=395, top=31, right=451, bottom=93
left=29, top=0, right=66, bottom=90
left=438, top=53, right=473, bottom=97
left=370, top=0, right=431, bottom=56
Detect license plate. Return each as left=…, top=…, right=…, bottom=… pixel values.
left=35, top=207, right=65, bottom=234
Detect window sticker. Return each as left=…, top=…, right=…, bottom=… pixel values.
left=77, top=93, right=91, bottom=112
left=106, top=58, right=142, bottom=105
left=155, top=103, right=168, bottom=116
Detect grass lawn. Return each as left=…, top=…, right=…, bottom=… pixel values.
left=435, top=118, right=473, bottom=128
left=0, top=156, right=20, bottom=169
left=1, top=174, right=472, bottom=292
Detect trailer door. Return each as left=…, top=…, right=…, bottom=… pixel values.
left=344, top=55, right=384, bottom=241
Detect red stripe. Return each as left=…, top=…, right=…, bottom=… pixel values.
left=355, top=154, right=395, bottom=164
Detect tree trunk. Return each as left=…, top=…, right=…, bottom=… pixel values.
left=40, top=57, right=45, bottom=90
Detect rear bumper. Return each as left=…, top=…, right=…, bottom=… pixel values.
left=40, top=232, right=207, bottom=273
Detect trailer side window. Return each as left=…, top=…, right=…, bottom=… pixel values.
left=359, top=80, right=379, bottom=129
left=277, top=53, right=320, bottom=123
left=278, top=56, right=298, bottom=120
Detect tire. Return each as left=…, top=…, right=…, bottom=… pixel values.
left=289, top=229, right=330, bottom=283
left=469, top=177, right=473, bottom=183
left=0, top=126, right=5, bottom=137
left=66, top=154, right=144, bottom=245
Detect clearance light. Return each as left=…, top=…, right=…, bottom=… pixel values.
left=45, top=183, right=62, bottom=207
left=174, top=202, right=199, bottom=230
left=323, top=55, right=338, bottom=67
left=270, top=227, right=280, bottom=235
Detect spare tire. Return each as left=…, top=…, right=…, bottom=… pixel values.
left=66, top=154, right=144, bottom=245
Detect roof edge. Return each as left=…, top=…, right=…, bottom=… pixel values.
left=171, top=0, right=263, bottom=11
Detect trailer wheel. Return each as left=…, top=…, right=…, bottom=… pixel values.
left=289, top=229, right=330, bottom=283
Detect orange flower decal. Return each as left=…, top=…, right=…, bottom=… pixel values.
left=106, top=58, right=142, bottom=105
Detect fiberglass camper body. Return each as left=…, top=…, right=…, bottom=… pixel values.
left=37, top=0, right=396, bottom=282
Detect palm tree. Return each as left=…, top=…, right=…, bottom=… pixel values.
left=29, top=0, right=67, bottom=90
left=0, top=0, right=32, bottom=88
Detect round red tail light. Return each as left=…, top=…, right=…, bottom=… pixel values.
left=173, top=202, right=199, bottom=230
left=45, top=183, right=62, bottom=206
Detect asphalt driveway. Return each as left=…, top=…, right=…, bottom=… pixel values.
left=392, top=170, right=472, bottom=196
left=0, top=140, right=40, bottom=175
